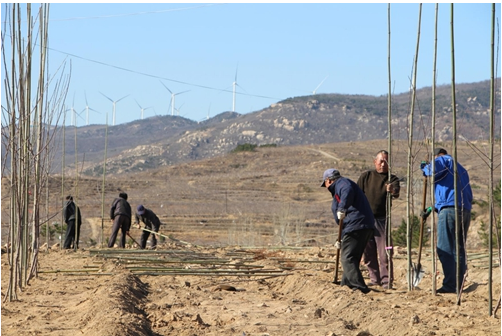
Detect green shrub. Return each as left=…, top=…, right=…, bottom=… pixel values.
left=478, top=220, right=501, bottom=248
left=232, top=143, right=257, bottom=153
left=392, top=215, right=429, bottom=249
left=259, top=143, right=277, bottom=148
left=41, top=222, right=67, bottom=238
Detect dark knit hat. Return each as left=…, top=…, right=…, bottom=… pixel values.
left=434, top=148, right=447, bottom=156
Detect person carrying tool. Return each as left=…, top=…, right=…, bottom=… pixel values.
left=321, top=168, right=375, bottom=294
left=358, top=150, right=400, bottom=289
left=62, top=195, right=82, bottom=249
left=108, top=192, right=132, bottom=248
left=420, top=148, right=473, bottom=294
left=135, top=205, right=161, bottom=249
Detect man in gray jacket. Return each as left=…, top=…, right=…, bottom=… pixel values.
left=108, top=192, right=132, bottom=248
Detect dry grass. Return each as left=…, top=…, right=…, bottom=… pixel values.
left=1, top=139, right=500, bottom=250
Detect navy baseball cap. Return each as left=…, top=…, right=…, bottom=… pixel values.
left=137, top=205, right=145, bottom=215
left=320, top=168, right=341, bottom=187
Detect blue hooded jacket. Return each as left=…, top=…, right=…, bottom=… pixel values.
left=328, top=176, right=375, bottom=236
left=421, top=154, right=473, bottom=212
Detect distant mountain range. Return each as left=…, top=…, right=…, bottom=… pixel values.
left=28, top=79, right=502, bottom=176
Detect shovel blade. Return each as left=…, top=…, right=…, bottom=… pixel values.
left=412, top=263, right=425, bottom=287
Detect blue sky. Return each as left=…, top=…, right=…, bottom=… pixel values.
left=2, top=3, right=501, bottom=126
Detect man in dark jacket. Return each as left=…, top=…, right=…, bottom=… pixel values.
left=135, top=205, right=161, bottom=249
left=358, top=150, right=400, bottom=289
left=321, top=168, right=376, bottom=294
left=63, top=195, right=82, bottom=249
left=108, top=192, right=132, bottom=248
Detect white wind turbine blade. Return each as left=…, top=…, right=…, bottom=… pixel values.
left=313, top=75, right=329, bottom=95
left=116, top=94, right=130, bottom=103
left=99, top=91, right=114, bottom=103
left=175, top=90, right=190, bottom=96
left=160, top=80, right=173, bottom=94
left=160, top=81, right=174, bottom=115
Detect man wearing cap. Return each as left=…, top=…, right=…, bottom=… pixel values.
left=62, top=195, right=83, bottom=249
left=358, top=150, right=400, bottom=289
left=108, top=192, right=132, bottom=248
left=421, top=148, right=472, bottom=294
left=135, top=205, right=161, bottom=249
left=321, top=168, right=376, bottom=294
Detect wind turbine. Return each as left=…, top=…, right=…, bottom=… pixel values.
left=135, top=99, right=152, bottom=120
left=80, top=91, right=100, bottom=126
left=312, top=76, right=329, bottom=95
left=65, top=92, right=78, bottom=126
left=160, top=81, right=190, bottom=116
left=100, top=92, right=129, bottom=126
left=232, top=66, right=237, bottom=112
left=175, top=103, right=185, bottom=117
left=231, top=65, right=246, bottom=112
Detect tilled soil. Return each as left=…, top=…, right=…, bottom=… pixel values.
left=1, top=243, right=500, bottom=336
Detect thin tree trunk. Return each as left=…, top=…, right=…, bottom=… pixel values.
left=488, top=2, right=495, bottom=316
left=450, top=4, right=462, bottom=305
left=386, top=3, right=394, bottom=290
left=101, top=114, right=109, bottom=248
left=430, top=3, right=439, bottom=296
left=406, top=3, right=422, bottom=291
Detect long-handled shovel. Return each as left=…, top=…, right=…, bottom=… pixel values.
left=412, top=175, right=428, bottom=287
left=333, top=218, right=344, bottom=284
left=140, top=226, right=198, bottom=247
left=126, top=232, right=141, bottom=247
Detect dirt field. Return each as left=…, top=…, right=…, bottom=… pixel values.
left=1, top=242, right=500, bottom=336
left=1, top=139, right=501, bottom=335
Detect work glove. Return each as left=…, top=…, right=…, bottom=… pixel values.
left=337, top=211, right=346, bottom=221
left=420, top=207, right=433, bottom=220
left=334, top=241, right=341, bottom=249
left=420, top=161, right=429, bottom=170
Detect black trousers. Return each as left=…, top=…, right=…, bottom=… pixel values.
left=108, top=215, right=129, bottom=248
left=63, top=219, right=80, bottom=249
left=140, top=222, right=160, bottom=249
left=340, top=228, right=374, bottom=291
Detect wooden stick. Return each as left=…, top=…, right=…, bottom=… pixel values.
left=333, top=218, right=344, bottom=284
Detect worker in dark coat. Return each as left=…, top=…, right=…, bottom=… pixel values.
left=108, top=192, right=131, bottom=248
left=63, top=195, right=82, bottom=249
left=321, top=168, right=376, bottom=294
left=135, top=205, right=162, bottom=249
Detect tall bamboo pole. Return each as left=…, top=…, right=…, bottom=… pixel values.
left=101, top=114, right=109, bottom=248
left=406, top=3, right=422, bottom=291
left=386, top=3, right=394, bottom=290
left=430, top=3, right=439, bottom=296
left=61, top=113, right=65, bottom=249
left=488, top=2, right=495, bottom=316
left=74, top=108, right=79, bottom=251
left=450, top=4, right=462, bottom=305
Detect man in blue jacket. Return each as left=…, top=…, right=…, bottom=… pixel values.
left=421, top=148, right=473, bottom=294
left=321, top=168, right=376, bottom=294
